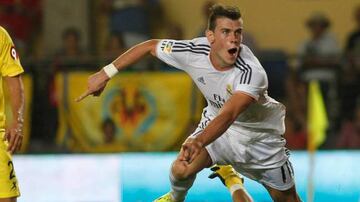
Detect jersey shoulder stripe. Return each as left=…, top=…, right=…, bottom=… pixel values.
left=171, top=41, right=210, bottom=56
left=173, top=44, right=210, bottom=52
left=176, top=41, right=210, bottom=49
left=239, top=57, right=253, bottom=84
left=172, top=49, right=209, bottom=56
left=235, top=57, right=252, bottom=84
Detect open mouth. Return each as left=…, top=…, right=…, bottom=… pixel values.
left=228, top=48, right=238, bottom=55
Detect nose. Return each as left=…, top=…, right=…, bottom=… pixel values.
left=230, top=33, right=240, bottom=45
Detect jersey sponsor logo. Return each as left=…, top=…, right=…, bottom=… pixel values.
left=208, top=94, right=226, bottom=109
left=197, top=76, right=206, bottom=85
left=10, top=46, right=18, bottom=60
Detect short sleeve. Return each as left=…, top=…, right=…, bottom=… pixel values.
left=155, top=39, right=190, bottom=70
left=234, top=61, right=267, bottom=101
left=0, top=28, right=24, bottom=77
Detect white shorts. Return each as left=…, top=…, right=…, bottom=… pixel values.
left=190, top=119, right=294, bottom=190
left=233, top=159, right=295, bottom=191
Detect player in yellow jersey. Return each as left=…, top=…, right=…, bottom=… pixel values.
left=0, top=26, right=25, bottom=202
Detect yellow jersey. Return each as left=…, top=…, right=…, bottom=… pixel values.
left=0, top=26, right=24, bottom=131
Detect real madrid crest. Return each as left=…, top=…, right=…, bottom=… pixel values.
left=226, top=84, right=233, bottom=96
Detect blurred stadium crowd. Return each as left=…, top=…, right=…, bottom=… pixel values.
left=0, top=0, right=359, bottom=153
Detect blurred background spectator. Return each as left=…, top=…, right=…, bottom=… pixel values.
left=100, top=0, right=151, bottom=47
left=102, top=118, right=117, bottom=144
left=340, top=5, right=360, bottom=123
left=292, top=12, right=342, bottom=147
left=101, top=32, right=127, bottom=63
left=298, top=12, right=340, bottom=63
left=98, top=0, right=162, bottom=71
left=53, top=27, right=89, bottom=69
left=345, top=5, right=360, bottom=55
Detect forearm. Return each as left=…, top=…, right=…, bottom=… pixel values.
left=196, top=92, right=254, bottom=147
left=196, top=111, right=235, bottom=147
left=75, top=39, right=160, bottom=102
left=112, top=39, right=159, bottom=71
left=5, top=76, right=25, bottom=126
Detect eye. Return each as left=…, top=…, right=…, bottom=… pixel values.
left=222, top=29, right=229, bottom=34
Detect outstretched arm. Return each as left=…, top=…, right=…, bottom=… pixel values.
left=76, top=39, right=159, bottom=101
left=3, top=75, right=25, bottom=154
left=181, top=92, right=254, bottom=163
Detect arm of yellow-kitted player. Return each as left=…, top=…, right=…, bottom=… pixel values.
left=3, top=75, right=25, bottom=154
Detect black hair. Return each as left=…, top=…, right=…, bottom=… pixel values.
left=207, top=4, right=241, bottom=31
left=306, top=13, right=330, bottom=29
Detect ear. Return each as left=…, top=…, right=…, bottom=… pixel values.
left=206, top=30, right=215, bottom=44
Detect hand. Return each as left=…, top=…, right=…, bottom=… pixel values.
left=75, top=70, right=110, bottom=102
left=4, top=122, right=23, bottom=154
left=180, top=137, right=203, bottom=163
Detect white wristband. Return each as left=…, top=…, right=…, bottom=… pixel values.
left=103, top=63, right=118, bottom=78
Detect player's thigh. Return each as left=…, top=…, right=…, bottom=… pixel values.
left=172, top=148, right=212, bottom=179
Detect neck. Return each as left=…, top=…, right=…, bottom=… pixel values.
left=209, top=51, right=233, bottom=71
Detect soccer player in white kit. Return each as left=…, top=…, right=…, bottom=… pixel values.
left=77, top=4, right=301, bottom=202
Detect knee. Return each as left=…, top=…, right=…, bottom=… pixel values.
left=171, top=160, right=195, bottom=180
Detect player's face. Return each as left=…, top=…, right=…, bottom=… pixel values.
left=207, top=17, right=243, bottom=69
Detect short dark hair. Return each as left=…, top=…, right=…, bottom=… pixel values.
left=306, top=12, right=330, bottom=29
left=207, top=4, right=241, bottom=31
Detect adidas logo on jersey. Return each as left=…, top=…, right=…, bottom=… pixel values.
left=197, top=77, right=206, bottom=85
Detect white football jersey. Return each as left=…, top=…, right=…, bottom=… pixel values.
left=156, top=37, right=286, bottom=135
